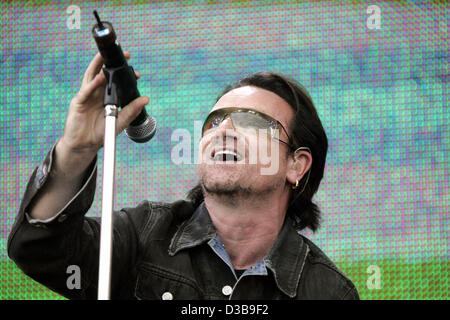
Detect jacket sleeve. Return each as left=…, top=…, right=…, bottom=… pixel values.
left=7, top=143, right=141, bottom=299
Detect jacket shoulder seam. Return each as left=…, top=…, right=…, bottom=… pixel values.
left=308, top=258, right=355, bottom=291
left=301, top=236, right=355, bottom=291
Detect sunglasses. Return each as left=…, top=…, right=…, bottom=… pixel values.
left=202, top=107, right=293, bottom=149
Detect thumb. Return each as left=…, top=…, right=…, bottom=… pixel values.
left=117, top=96, right=150, bottom=133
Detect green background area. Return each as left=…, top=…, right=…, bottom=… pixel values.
left=2, top=259, right=448, bottom=300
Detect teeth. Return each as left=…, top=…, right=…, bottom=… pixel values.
left=213, top=150, right=242, bottom=161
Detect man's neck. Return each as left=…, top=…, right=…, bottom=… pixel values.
left=204, top=190, right=289, bottom=270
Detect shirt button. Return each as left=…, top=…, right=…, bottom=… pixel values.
left=222, top=285, right=233, bottom=296
left=162, top=292, right=173, bottom=300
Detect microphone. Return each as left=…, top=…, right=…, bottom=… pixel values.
left=91, top=10, right=156, bottom=143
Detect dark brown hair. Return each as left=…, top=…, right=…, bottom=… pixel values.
left=187, top=71, right=328, bottom=232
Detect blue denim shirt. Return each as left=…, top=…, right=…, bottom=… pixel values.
left=208, top=235, right=268, bottom=280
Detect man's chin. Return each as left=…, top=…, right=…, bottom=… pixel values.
left=200, top=179, right=250, bottom=198
left=202, top=182, right=237, bottom=195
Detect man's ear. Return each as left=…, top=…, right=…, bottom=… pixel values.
left=286, top=149, right=312, bottom=186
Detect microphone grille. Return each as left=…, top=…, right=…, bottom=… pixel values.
left=125, top=116, right=157, bottom=143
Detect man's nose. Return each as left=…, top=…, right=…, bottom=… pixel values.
left=213, top=116, right=239, bottom=142
left=216, top=116, right=235, bottom=132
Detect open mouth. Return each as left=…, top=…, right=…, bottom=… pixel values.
left=211, top=149, right=243, bottom=162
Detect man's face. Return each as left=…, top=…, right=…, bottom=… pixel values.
left=198, top=85, right=295, bottom=198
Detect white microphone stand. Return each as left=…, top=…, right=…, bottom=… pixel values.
left=97, top=67, right=122, bottom=300
left=96, top=63, right=155, bottom=300
left=97, top=104, right=118, bottom=300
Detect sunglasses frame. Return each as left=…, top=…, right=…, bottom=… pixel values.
left=202, top=107, right=295, bottom=150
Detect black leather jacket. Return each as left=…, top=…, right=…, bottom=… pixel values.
left=7, top=145, right=359, bottom=300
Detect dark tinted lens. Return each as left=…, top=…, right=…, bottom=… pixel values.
left=202, top=108, right=287, bottom=142
left=203, top=110, right=225, bottom=133
left=230, top=112, right=268, bottom=129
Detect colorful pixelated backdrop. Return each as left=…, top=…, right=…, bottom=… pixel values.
left=0, top=1, right=448, bottom=299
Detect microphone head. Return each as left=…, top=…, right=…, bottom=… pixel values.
left=125, top=115, right=157, bottom=143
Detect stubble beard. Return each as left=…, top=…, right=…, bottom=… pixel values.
left=199, top=170, right=285, bottom=207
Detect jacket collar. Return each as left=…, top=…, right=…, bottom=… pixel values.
left=264, top=215, right=310, bottom=298
left=168, top=201, right=309, bottom=298
left=168, top=202, right=216, bottom=255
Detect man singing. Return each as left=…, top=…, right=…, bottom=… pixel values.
left=8, top=52, right=358, bottom=299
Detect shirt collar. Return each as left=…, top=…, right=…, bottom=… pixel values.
left=168, top=201, right=310, bottom=298
left=207, top=235, right=268, bottom=280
